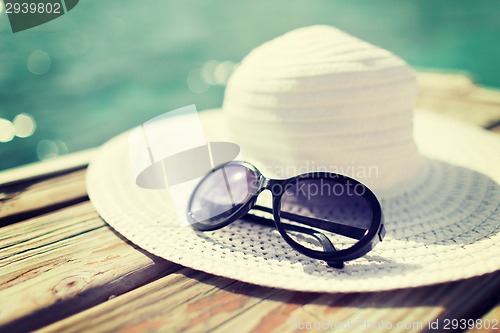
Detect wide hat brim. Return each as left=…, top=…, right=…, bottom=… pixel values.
left=86, top=109, right=500, bottom=292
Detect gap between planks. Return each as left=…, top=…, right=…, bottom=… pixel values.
left=0, top=71, right=498, bottom=332
left=34, top=268, right=500, bottom=333
left=0, top=202, right=180, bottom=332
left=0, top=169, right=89, bottom=226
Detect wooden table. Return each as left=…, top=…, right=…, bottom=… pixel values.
left=1, top=72, right=499, bottom=333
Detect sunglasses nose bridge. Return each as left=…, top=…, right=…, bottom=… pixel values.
left=261, top=176, right=278, bottom=191
left=260, top=176, right=269, bottom=189
left=261, top=178, right=288, bottom=197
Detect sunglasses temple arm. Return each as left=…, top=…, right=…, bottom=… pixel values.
left=253, top=205, right=366, bottom=240
left=243, top=213, right=345, bottom=269
left=242, top=213, right=335, bottom=251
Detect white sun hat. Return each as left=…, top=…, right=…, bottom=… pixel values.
left=86, top=25, right=500, bottom=292
left=223, top=25, right=424, bottom=198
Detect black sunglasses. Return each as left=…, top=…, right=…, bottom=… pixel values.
left=187, top=161, right=385, bottom=268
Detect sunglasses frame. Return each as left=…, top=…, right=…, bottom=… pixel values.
left=187, top=161, right=385, bottom=268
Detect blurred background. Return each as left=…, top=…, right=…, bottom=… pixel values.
left=0, top=0, right=499, bottom=170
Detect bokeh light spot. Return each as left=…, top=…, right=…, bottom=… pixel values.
left=27, top=50, right=51, bottom=75
left=36, top=140, right=68, bottom=160
left=13, top=113, right=36, bottom=138
left=55, top=140, right=69, bottom=154
left=187, top=68, right=209, bottom=94
left=0, top=119, right=15, bottom=143
left=201, top=60, right=237, bottom=86
left=213, top=61, right=235, bottom=85
left=201, top=60, right=219, bottom=85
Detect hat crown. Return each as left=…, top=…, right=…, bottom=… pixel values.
left=224, top=25, right=424, bottom=196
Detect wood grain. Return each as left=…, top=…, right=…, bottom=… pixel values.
left=0, top=169, right=88, bottom=226
left=35, top=271, right=500, bottom=333
left=0, top=202, right=179, bottom=332
left=0, top=148, right=94, bottom=187
left=0, top=72, right=498, bottom=332
left=35, top=269, right=277, bottom=333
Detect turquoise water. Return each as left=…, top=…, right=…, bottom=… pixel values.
left=1, top=0, right=499, bottom=170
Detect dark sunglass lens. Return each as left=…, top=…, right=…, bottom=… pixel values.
left=279, top=177, right=373, bottom=253
left=188, top=163, right=259, bottom=226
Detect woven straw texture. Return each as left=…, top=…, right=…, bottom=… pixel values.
left=86, top=109, right=500, bottom=292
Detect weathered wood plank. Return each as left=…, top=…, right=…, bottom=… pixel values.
left=0, top=148, right=94, bottom=187
left=0, top=202, right=101, bottom=267
left=0, top=202, right=179, bottom=332
left=416, top=72, right=500, bottom=130
left=214, top=273, right=500, bottom=333
left=34, top=270, right=499, bottom=333
left=0, top=72, right=497, bottom=333
left=0, top=169, right=88, bottom=225
left=34, top=270, right=281, bottom=333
